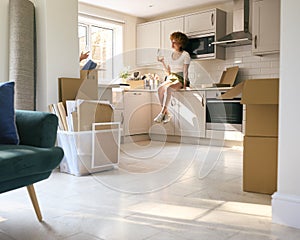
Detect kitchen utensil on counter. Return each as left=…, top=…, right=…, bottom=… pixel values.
left=133, top=71, right=139, bottom=79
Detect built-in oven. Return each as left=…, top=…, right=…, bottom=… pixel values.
left=184, top=34, right=215, bottom=59
left=206, top=91, right=243, bottom=131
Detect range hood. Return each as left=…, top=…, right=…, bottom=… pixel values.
left=213, top=0, right=252, bottom=47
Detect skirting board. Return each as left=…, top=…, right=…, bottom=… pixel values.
left=272, top=192, right=300, bottom=229
left=149, top=134, right=242, bottom=147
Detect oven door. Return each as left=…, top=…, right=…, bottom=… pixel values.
left=206, top=98, right=243, bottom=131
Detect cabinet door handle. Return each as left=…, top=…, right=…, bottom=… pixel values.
left=254, top=35, right=257, bottom=49
left=121, top=112, right=124, bottom=124
left=211, top=13, right=214, bottom=26
left=133, top=92, right=142, bottom=96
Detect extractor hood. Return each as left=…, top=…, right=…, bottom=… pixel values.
left=213, top=0, right=252, bottom=47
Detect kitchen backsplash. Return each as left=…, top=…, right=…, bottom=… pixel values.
left=189, top=44, right=280, bottom=87
left=132, top=45, right=279, bottom=87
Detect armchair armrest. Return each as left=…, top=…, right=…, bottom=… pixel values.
left=15, top=110, right=58, bottom=148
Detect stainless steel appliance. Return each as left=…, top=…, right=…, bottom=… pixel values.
left=212, top=0, right=252, bottom=47
left=206, top=91, right=243, bottom=131
left=184, top=34, right=215, bottom=59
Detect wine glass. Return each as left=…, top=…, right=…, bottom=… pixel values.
left=157, top=49, right=164, bottom=62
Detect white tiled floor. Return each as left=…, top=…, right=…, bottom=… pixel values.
left=1, top=141, right=300, bottom=240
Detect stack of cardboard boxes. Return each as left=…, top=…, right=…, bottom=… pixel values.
left=221, top=78, right=279, bottom=194
left=242, top=78, right=279, bottom=194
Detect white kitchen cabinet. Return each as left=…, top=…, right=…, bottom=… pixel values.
left=113, top=109, right=124, bottom=136
left=184, top=9, right=226, bottom=37
left=184, top=9, right=226, bottom=60
left=150, top=92, right=178, bottom=136
left=123, top=91, right=151, bottom=136
left=175, top=91, right=206, bottom=138
left=136, top=8, right=226, bottom=65
left=161, top=17, right=184, bottom=54
left=252, top=0, right=280, bottom=55
left=112, top=88, right=124, bottom=136
left=136, top=21, right=160, bottom=66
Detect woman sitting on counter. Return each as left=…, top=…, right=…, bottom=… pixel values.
left=154, top=31, right=191, bottom=124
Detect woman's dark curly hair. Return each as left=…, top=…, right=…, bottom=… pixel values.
left=170, top=32, right=189, bottom=51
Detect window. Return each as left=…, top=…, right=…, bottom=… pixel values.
left=78, top=16, right=123, bottom=83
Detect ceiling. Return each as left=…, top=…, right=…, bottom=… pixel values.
left=78, top=0, right=232, bottom=19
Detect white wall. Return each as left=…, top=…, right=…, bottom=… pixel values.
left=0, top=0, right=79, bottom=110
left=33, top=0, right=79, bottom=111
left=0, top=0, right=9, bottom=83
left=272, top=0, right=300, bottom=229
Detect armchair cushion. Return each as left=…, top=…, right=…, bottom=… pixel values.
left=0, top=82, right=19, bottom=145
left=0, top=145, right=63, bottom=183
left=16, top=110, right=58, bottom=148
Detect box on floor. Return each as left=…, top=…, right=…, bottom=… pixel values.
left=221, top=78, right=279, bottom=194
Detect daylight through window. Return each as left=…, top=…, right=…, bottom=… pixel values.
left=78, top=16, right=123, bottom=83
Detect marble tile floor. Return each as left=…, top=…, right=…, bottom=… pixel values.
left=0, top=141, right=300, bottom=240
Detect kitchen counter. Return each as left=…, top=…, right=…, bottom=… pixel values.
left=117, top=86, right=232, bottom=92
left=122, top=88, right=157, bottom=93
left=179, top=87, right=232, bottom=91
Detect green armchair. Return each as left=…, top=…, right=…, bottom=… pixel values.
left=0, top=110, right=64, bottom=221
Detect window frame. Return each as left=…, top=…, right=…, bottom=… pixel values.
left=78, top=15, right=123, bottom=83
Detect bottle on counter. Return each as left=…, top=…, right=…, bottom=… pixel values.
left=144, top=76, right=150, bottom=89
left=142, top=73, right=160, bottom=90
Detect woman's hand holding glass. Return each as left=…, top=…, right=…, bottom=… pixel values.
left=157, top=49, right=164, bottom=62
left=157, top=49, right=171, bottom=75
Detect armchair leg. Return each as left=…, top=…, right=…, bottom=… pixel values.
left=26, top=185, right=43, bottom=222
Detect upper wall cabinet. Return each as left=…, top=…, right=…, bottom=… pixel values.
left=136, top=21, right=160, bottom=66
left=184, top=9, right=226, bottom=60
left=184, top=9, right=226, bottom=38
left=161, top=17, right=184, bottom=54
left=136, top=8, right=226, bottom=65
left=252, top=0, right=280, bottom=55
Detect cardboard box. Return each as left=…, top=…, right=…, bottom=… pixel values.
left=219, top=78, right=279, bottom=102
left=58, top=77, right=83, bottom=107
left=243, top=78, right=279, bottom=137
left=77, top=100, right=114, bottom=131
left=58, top=70, right=98, bottom=108
left=202, top=66, right=239, bottom=88
left=240, top=78, right=279, bottom=105
left=245, top=104, right=278, bottom=137
left=219, top=78, right=279, bottom=137
left=243, top=136, right=278, bottom=194
left=127, top=80, right=144, bottom=89
left=77, top=70, right=98, bottom=100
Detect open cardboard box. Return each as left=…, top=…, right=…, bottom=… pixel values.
left=201, top=66, right=239, bottom=88
left=219, top=78, right=279, bottom=137
left=58, top=70, right=98, bottom=108
left=219, top=77, right=279, bottom=103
